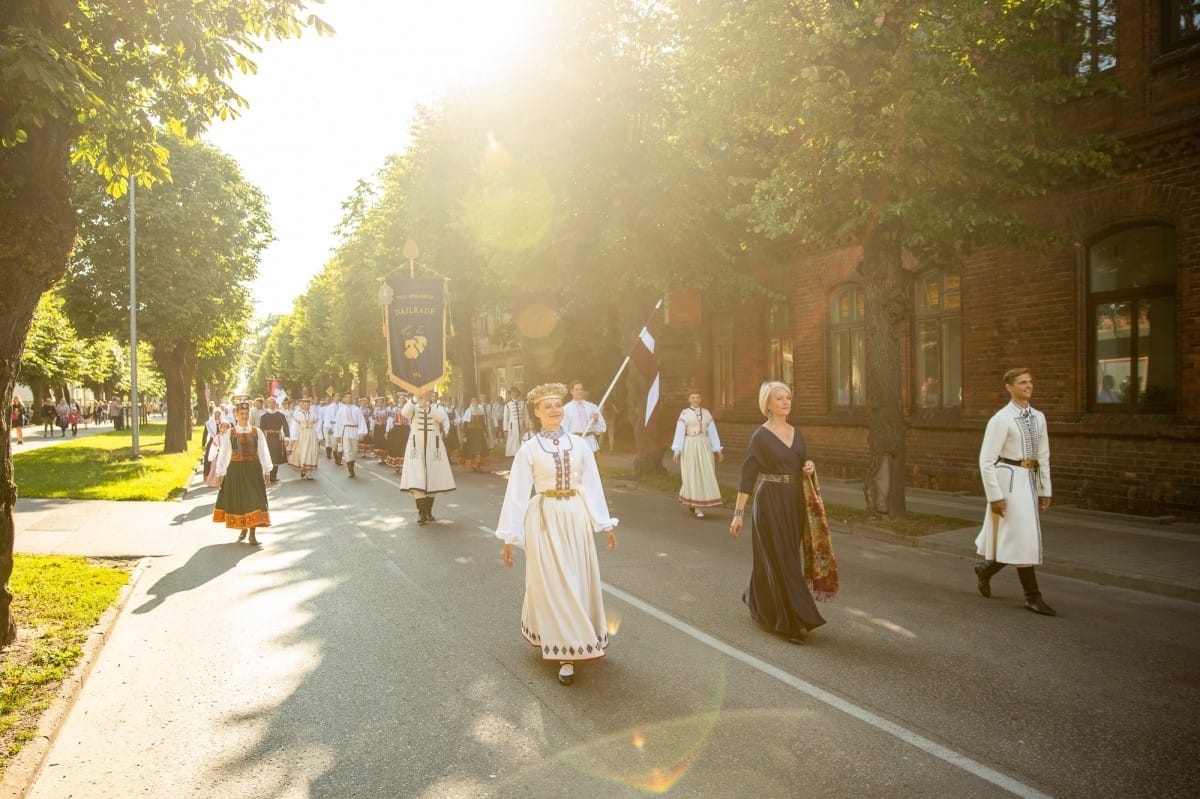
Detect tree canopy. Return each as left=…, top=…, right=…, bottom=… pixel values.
left=64, top=133, right=272, bottom=450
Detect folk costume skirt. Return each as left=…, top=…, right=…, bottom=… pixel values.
left=520, top=494, right=609, bottom=663
left=678, top=435, right=723, bottom=509
left=288, top=429, right=320, bottom=472
left=213, top=460, right=271, bottom=530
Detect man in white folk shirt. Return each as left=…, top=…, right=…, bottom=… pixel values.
left=561, top=379, right=606, bottom=453
left=323, top=394, right=342, bottom=462
left=973, top=367, right=1056, bottom=616
left=332, top=391, right=365, bottom=477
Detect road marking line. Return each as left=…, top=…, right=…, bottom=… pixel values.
left=603, top=583, right=1052, bottom=799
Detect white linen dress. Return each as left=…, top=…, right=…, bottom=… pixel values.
left=671, top=406, right=724, bottom=510
left=495, top=431, right=619, bottom=663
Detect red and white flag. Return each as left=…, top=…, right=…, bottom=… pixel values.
left=629, top=300, right=663, bottom=438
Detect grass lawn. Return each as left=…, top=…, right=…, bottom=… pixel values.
left=599, top=464, right=966, bottom=536
left=13, top=423, right=198, bottom=501
left=0, top=555, right=131, bottom=775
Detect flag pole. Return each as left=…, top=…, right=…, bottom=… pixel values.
left=595, top=298, right=662, bottom=413
left=595, top=356, right=630, bottom=413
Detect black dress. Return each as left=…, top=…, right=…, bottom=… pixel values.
left=257, top=410, right=290, bottom=466
left=739, top=426, right=826, bottom=636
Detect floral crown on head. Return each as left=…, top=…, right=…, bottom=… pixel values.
left=526, top=382, right=568, bottom=406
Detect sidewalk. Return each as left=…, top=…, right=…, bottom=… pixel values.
left=597, top=450, right=1200, bottom=603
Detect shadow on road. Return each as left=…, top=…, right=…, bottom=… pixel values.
left=133, top=542, right=258, bottom=614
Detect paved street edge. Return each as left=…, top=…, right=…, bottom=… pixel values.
left=0, top=556, right=152, bottom=799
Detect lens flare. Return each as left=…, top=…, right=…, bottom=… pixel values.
left=606, top=609, right=622, bottom=636
left=514, top=303, right=558, bottom=339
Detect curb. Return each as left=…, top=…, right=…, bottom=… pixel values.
left=831, top=521, right=1200, bottom=603
left=0, top=556, right=152, bottom=799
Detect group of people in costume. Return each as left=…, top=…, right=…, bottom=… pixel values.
left=206, top=365, right=1055, bottom=686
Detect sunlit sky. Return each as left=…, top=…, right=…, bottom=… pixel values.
left=205, top=0, right=542, bottom=319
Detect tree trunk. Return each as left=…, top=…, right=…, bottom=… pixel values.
left=0, top=123, right=78, bottom=647
left=153, top=345, right=198, bottom=453
left=861, top=228, right=909, bottom=518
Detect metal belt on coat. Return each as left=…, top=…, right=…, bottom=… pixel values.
left=998, top=457, right=1038, bottom=469
left=759, top=473, right=793, bottom=483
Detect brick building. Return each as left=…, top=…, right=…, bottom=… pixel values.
left=678, top=2, right=1200, bottom=518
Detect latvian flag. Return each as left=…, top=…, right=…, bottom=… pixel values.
left=630, top=300, right=663, bottom=438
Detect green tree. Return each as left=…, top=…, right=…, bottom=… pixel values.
left=19, top=292, right=85, bottom=404
left=0, top=0, right=326, bottom=645
left=64, top=134, right=271, bottom=452
left=675, top=0, right=1117, bottom=515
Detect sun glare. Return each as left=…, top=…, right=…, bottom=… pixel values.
left=413, top=0, right=544, bottom=88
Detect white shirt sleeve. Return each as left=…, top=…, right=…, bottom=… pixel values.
left=671, top=410, right=687, bottom=454
left=495, top=444, right=535, bottom=547
left=579, top=444, right=618, bottom=532
left=706, top=410, right=722, bottom=452
left=978, top=413, right=1008, bottom=502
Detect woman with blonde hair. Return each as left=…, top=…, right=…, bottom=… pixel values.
left=729, top=381, right=838, bottom=643
left=496, top=382, right=619, bottom=686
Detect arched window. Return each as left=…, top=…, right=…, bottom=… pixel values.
left=913, top=272, right=962, bottom=410
left=1088, top=224, right=1177, bottom=411
left=829, top=286, right=865, bottom=409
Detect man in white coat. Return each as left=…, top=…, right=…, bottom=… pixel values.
left=503, top=387, right=529, bottom=457
left=973, top=367, right=1055, bottom=616
left=332, top=391, right=364, bottom=477
left=400, top=390, right=456, bottom=523
left=560, top=380, right=606, bottom=453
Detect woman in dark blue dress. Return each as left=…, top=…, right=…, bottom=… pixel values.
left=729, top=381, right=826, bottom=642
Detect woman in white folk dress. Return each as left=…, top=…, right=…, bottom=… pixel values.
left=496, top=382, right=619, bottom=686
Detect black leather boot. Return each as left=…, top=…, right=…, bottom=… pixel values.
left=326, top=446, right=332, bottom=460
left=1018, top=567, right=1056, bottom=616
left=424, top=497, right=436, bottom=523
left=973, top=560, right=1006, bottom=598
left=270, top=466, right=279, bottom=483
left=347, top=461, right=356, bottom=478
left=416, top=498, right=428, bottom=525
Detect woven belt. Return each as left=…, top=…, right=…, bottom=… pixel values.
left=540, top=489, right=579, bottom=499
left=998, top=457, right=1039, bottom=469
left=760, top=473, right=793, bottom=483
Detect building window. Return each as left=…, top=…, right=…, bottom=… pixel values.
left=713, top=317, right=734, bottom=409
left=829, top=286, right=866, bottom=409
left=766, top=302, right=793, bottom=387
left=1089, top=224, right=1177, bottom=410
left=496, top=367, right=507, bottom=396
left=1076, top=0, right=1117, bottom=74
left=913, top=272, right=963, bottom=410
left=1165, top=0, right=1200, bottom=50
left=512, top=365, right=525, bottom=389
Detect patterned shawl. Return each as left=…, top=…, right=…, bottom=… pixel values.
left=802, top=469, right=839, bottom=602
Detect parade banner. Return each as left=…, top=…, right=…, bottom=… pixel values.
left=384, top=276, right=447, bottom=394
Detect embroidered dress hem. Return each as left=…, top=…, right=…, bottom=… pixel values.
left=287, top=461, right=319, bottom=471
left=679, top=495, right=724, bottom=508
left=213, top=508, right=271, bottom=529
left=521, top=628, right=608, bottom=663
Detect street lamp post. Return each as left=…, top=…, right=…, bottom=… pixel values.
left=129, top=178, right=140, bottom=459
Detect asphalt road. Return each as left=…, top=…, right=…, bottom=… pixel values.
left=24, top=455, right=1200, bottom=798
